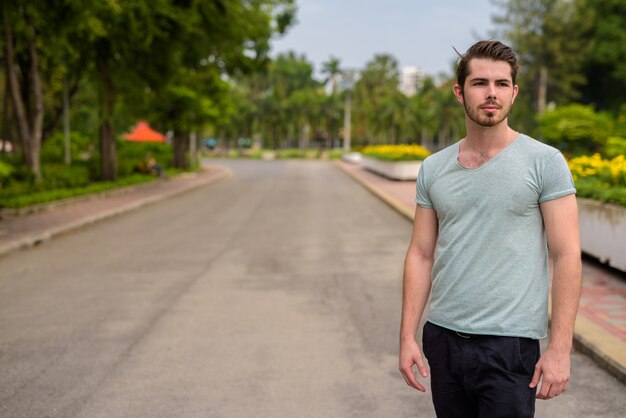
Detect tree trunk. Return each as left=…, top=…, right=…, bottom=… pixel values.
left=325, top=120, right=332, bottom=149
left=63, top=77, right=71, bottom=165
left=272, top=123, right=278, bottom=150
left=27, top=22, right=43, bottom=180
left=4, top=19, right=43, bottom=181
left=1, top=76, right=9, bottom=153
left=189, top=131, right=197, bottom=168
left=43, top=73, right=80, bottom=142
left=173, top=131, right=189, bottom=169
left=97, top=41, right=117, bottom=181
left=537, top=66, right=548, bottom=114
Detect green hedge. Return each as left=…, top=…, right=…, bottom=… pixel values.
left=0, top=160, right=13, bottom=188
left=536, top=104, right=614, bottom=155
left=604, top=136, right=626, bottom=159
left=575, top=178, right=626, bottom=207
left=0, top=174, right=156, bottom=209
left=41, top=132, right=95, bottom=164
left=117, top=141, right=172, bottom=177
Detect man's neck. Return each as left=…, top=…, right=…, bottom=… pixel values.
left=463, top=121, right=517, bottom=152
left=456, top=120, right=519, bottom=169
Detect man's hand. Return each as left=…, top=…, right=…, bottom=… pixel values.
left=399, top=339, right=429, bottom=392
left=529, top=348, right=571, bottom=399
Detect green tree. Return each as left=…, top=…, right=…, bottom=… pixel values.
left=491, top=0, right=593, bottom=118
left=353, top=54, right=400, bottom=144
left=157, top=0, right=296, bottom=167
left=2, top=1, right=49, bottom=181
left=410, top=76, right=440, bottom=150
left=322, top=56, right=341, bottom=95
left=433, top=77, right=465, bottom=149
left=88, top=1, right=211, bottom=179
left=378, top=92, right=411, bottom=145
left=319, top=87, right=343, bottom=149
left=254, top=51, right=320, bottom=149
left=580, top=0, right=626, bottom=111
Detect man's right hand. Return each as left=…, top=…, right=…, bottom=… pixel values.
left=399, top=339, right=429, bottom=392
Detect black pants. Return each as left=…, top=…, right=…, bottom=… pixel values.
left=422, top=321, right=540, bottom=418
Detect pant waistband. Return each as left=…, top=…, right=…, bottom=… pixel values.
left=427, top=321, right=488, bottom=339
left=427, top=321, right=537, bottom=341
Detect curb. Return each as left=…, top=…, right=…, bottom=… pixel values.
left=335, top=161, right=626, bottom=385
left=334, top=161, right=414, bottom=221
left=0, top=167, right=232, bottom=259
left=573, top=314, right=626, bottom=384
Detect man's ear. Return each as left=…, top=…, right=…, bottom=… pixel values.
left=511, top=84, right=519, bottom=104
left=453, top=84, right=464, bottom=105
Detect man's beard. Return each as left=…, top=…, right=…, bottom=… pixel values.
left=463, top=96, right=510, bottom=127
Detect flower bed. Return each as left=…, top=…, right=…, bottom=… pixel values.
left=361, top=144, right=431, bottom=161
left=568, top=154, right=626, bottom=207
left=360, top=144, right=430, bottom=180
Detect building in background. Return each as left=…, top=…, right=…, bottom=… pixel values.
left=399, top=66, right=426, bottom=97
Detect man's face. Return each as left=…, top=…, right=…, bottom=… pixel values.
left=454, top=58, right=519, bottom=128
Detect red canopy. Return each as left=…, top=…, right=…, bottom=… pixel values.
left=123, top=121, right=166, bottom=143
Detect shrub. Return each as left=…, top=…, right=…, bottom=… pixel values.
left=276, top=148, right=305, bottom=159
left=41, top=164, right=91, bottom=188
left=247, top=149, right=263, bottom=159
left=536, top=104, right=614, bottom=155
left=304, top=149, right=320, bottom=159
left=328, top=149, right=344, bottom=160
left=0, top=174, right=155, bottom=209
left=0, top=160, right=13, bottom=188
left=574, top=178, right=626, bottom=207
left=226, top=149, right=240, bottom=158
left=41, top=132, right=96, bottom=164
left=603, top=137, right=626, bottom=159
left=117, top=141, right=172, bottom=177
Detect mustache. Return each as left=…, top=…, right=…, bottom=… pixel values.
left=480, top=100, right=501, bottom=108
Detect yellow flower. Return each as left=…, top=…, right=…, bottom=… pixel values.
left=568, top=154, right=626, bottom=186
left=362, top=144, right=431, bottom=161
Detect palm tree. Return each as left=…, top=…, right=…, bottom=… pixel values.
left=321, top=56, right=342, bottom=95
left=353, top=54, right=400, bottom=144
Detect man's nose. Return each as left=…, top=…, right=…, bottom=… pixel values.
left=486, top=83, right=497, bottom=99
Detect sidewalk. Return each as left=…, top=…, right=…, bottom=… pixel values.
left=0, top=165, right=231, bottom=258
left=336, top=159, right=626, bottom=385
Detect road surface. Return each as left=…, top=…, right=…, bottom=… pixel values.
left=0, top=160, right=624, bottom=417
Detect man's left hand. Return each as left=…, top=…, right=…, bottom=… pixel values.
left=529, top=348, right=571, bottom=399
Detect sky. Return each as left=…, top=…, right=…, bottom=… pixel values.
left=271, top=0, right=501, bottom=79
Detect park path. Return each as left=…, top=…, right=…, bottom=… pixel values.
left=0, top=160, right=624, bottom=417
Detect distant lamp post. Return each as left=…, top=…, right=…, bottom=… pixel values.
left=341, top=69, right=356, bottom=153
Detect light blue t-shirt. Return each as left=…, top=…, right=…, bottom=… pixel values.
left=416, top=134, right=576, bottom=339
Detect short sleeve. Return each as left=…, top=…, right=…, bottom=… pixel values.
left=415, top=161, right=433, bottom=208
left=539, top=151, right=576, bottom=203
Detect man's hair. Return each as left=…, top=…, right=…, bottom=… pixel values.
left=455, top=40, right=518, bottom=89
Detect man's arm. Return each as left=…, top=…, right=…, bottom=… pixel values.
left=531, top=194, right=582, bottom=399
left=399, top=205, right=438, bottom=392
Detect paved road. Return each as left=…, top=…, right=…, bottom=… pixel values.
left=0, top=160, right=624, bottom=417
